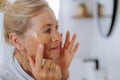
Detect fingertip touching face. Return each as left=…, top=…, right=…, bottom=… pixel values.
left=22, top=8, right=62, bottom=60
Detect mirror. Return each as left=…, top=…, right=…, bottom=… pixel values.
left=98, top=0, right=118, bottom=37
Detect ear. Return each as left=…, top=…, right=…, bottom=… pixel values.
left=9, top=33, right=24, bottom=51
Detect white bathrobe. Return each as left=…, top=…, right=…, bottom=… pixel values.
left=0, top=53, right=34, bottom=80
left=0, top=52, right=71, bottom=80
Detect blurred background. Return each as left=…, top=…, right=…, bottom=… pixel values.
left=0, top=0, right=120, bottom=80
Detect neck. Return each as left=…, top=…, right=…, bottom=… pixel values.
left=14, top=49, right=33, bottom=77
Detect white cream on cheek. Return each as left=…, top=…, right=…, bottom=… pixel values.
left=31, top=32, right=49, bottom=62
left=33, top=32, right=38, bottom=40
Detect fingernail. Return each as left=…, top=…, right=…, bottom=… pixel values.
left=42, top=59, right=45, bottom=65
left=39, top=44, right=44, bottom=49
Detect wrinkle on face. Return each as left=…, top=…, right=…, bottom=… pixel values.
left=22, top=8, right=61, bottom=60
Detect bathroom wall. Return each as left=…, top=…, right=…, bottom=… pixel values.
left=0, top=13, right=4, bottom=65
left=59, top=0, right=120, bottom=80
left=90, top=1, right=120, bottom=80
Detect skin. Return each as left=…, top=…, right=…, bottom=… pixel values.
left=9, top=8, right=79, bottom=80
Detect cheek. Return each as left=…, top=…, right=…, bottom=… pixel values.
left=39, top=34, right=51, bottom=44
left=26, top=39, right=39, bottom=57
left=27, top=33, right=51, bottom=57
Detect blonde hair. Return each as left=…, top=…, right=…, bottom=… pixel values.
left=3, top=0, right=49, bottom=44
left=0, top=0, right=7, bottom=11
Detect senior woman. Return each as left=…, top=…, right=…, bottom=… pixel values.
left=0, top=0, right=79, bottom=80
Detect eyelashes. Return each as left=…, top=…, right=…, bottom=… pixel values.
left=43, top=25, right=60, bottom=34
left=44, top=27, right=52, bottom=34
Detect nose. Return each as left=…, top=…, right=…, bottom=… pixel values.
left=51, top=30, right=62, bottom=42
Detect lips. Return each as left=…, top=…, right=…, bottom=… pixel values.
left=50, top=45, right=60, bottom=50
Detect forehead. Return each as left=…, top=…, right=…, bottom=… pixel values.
left=30, top=8, right=57, bottom=29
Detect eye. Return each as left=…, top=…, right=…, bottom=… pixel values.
left=44, top=28, right=52, bottom=34
left=56, top=25, right=59, bottom=30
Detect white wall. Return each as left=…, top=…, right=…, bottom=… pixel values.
left=0, top=12, right=14, bottom=64
left=90, top=1, right=120, bottom=80
left=0, top=13, right=4, bottom=65
left=59, top=0, right=120, bottom=80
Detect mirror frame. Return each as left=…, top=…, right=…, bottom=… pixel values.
left=98, top=0, right=118, bottom=37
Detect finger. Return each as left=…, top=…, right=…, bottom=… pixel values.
left=28, top=56, right=35, bottom=71
left=50, top=62, right=56, bottom=71
left=35, top=44, right=44, bottom=71
left=56, top=65, right=61, bottom=79
left=43, top=60, right=52, bottom=70
left=71, top=42, right=79, bottom=55
left=68, top=33, right=76, bottom=50
left=64, top=31, right=70, bottom=48
left=60, top=34, right=64, bottom=53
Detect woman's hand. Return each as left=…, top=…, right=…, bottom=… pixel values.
left=57, top=31, right=79, bottom=80
left=28, top=45, right=61, bottom=80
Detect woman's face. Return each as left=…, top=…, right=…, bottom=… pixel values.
left=22, top=8, right=62, bottom=60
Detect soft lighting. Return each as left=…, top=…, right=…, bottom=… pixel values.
left=46, top=0, right=60, bottom=19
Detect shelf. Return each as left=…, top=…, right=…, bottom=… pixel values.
left=98, top=15, right=112, bottom=18
left=72, top=14, right=93, bottom=19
